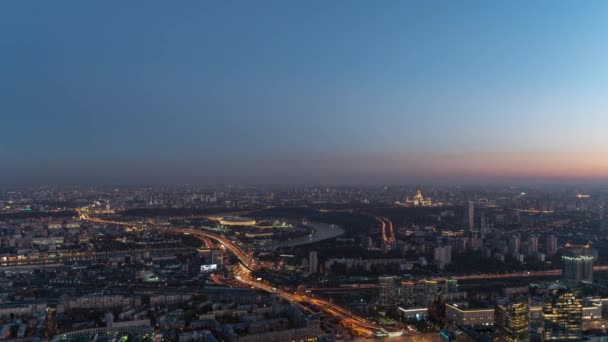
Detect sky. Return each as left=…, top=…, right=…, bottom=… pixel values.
left=1, top=1, right=608, bottom=185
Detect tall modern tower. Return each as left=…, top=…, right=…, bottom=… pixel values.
left=308, top=251, right=318, bottom=274
left=468, top=201, right=475, bottom=233
left=541, top=285, right=582, bottom=341
left=480, top=210, right=487, bottom=239
left=528, top=235, right=539, bottom=257
left=494, top=297, right=530, bottom=342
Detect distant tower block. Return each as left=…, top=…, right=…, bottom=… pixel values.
left=309, top=251, right=318, bottom=274
left=468, top=201, right=475, bottom=232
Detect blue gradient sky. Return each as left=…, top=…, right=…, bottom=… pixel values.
left=1, top=1, right=608, bottom=184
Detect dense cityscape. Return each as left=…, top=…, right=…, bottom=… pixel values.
left=0, top=185, right=607, bottom=341
left=3, top=1, right=608, bottom=341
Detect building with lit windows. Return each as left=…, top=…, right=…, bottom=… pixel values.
left=446, top=303, right=494, bottom=326
left=378, top=276, right=399, bottom=306
left=562, top=255, right=594, bottom=284
left=541, top=285, right=582, bottom=341
left=401, top=279, right=466, bottom=308
left=494, top=297, right=529, bottom=342
left=403, top=189, right=432, bottom=207
left=399, top=307, right=428, bottom=321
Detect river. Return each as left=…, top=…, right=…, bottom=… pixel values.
left=273, top=221, right=345, bottom=249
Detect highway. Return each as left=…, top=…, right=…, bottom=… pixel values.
left=80, top=212, right=381, bottom=336
left=80, top=211, right=608, bottom=336
left=84, top=216, right=258, bottom=270
left=375, top=216, right=396, bottom=246
left=233, top=264, right=379, bottom=337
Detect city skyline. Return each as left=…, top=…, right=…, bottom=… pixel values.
left=2, top=2, right=608, bottom=340
left=2, top=1, right=608, bottom=185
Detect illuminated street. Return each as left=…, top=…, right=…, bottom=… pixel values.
left=82, top=214, right=383, bottom=337
left=4, top=2, right=608, bottom=340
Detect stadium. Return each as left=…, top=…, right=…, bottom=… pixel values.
left=218, top=216, right=257, bottom=227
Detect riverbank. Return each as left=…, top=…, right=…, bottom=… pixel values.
left=273, top=221, right=344, bottom=249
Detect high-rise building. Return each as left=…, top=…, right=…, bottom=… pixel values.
left=480, top=210, right=487, bottom=239
left=546, top=235, right=558, bottom=256
left=468, top=201, right=475, bottom=233
left=541, top=285, right=582, bottom=341
left=494, top=297, right=530, bottom=342
left=562, top=255, right=594, bottom=284
left=445, top=278, right=458, bottom=293
left=401, top=281, right=416, bottom=306
left=308, top=251, right=318, bottom=274
left=423, top=279, right=439, bottom=306
left=528, top=235, right=539, bottom=257
left=434, top=245, right=452, bottom=270
left=378, top=276, right=398, bottom=306
left=509, top=235, right=520, bottom=257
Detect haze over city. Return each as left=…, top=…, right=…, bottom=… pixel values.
left=2, top=1, right=608, bottom=185
left=4, top=2, right=608, bottom=342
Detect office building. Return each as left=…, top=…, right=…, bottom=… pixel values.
left=494, top=297, right=530, bottom=342
left=541, top=285, right=582, bottom=341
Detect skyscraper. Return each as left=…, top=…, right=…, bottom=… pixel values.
left=480, top=210, right=487, bottom=239
left=494, top=297, right=530, bottom=342
left=541, top=285, right=582, bottom=341
left=468, top=201, right=475, bottom=233
left=546, top=235, right=558, bottom=256
left=562, top=254, right=594, bottom=284
left=308, top=251, right=318, bottom=274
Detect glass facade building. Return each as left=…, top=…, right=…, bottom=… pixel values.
left=541, top=286, right=582, bottom=341
left=494, top=298, right=530, bottom=342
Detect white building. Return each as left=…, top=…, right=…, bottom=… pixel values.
left=446, top=303, right=494, bottom=326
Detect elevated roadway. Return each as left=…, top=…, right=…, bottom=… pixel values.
left=81, top=214, right=380, bottom=336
